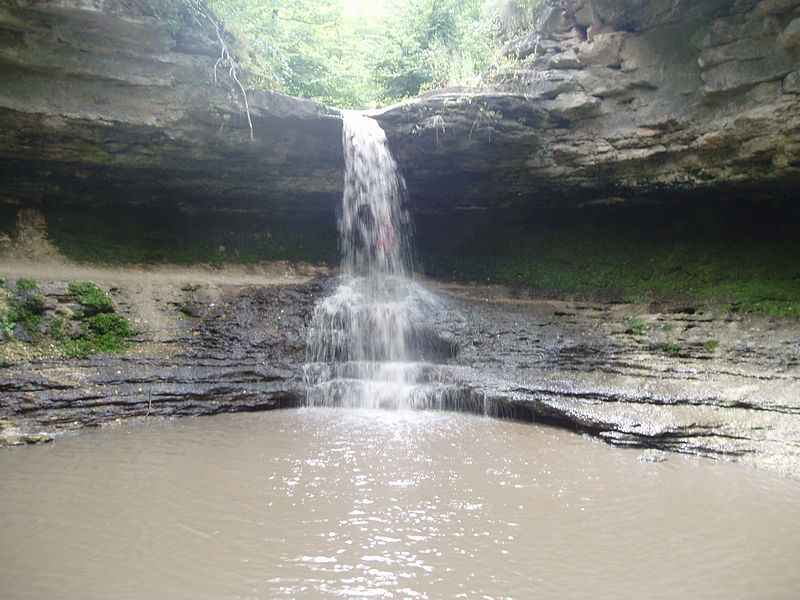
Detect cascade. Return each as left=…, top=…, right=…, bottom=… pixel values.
left=304, top=112, right=462, bottom=410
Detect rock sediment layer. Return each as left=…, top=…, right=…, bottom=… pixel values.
left=375, top=0, right=800, bottom=212
left=1, top=0, right=798, bottom=215
left=0, top=0, right=343, bottom=212
left=2, top=276, right=798, bottom=478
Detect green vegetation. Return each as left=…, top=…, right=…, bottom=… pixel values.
left=0, top=278, right=135, bottom=360
left=703, top=340, right=720, bottom=352
left=16, top=278, right=37, bottom=293
left=149, top=0, right=541, bottom=108
left=0, top=309, right=15, bottom=337
left=415, top=203, right=800, bottom=318
left=68, top=281, right=114, bottom=314
left=625, top=317, right=649, bottom=336
left=659, top=342, right=683, bottom=357
left=1, top=279, right=46, bottom=340
left=59, top=313, right=135, bottom=359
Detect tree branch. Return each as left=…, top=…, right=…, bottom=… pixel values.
left=190, top=1, right=254, bottom=140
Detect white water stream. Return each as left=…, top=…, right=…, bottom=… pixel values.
left=305, top=112, right=456, bottom=409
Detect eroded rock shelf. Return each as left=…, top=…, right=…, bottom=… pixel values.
left=2, top=275, right=798, bottom=478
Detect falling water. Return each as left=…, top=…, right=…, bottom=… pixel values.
left=338, top=111, right=411, bottom=278
left=304, top=112, right=462, bottom=410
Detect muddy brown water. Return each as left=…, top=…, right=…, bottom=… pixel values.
left=1, top=408, right=799, bottom=600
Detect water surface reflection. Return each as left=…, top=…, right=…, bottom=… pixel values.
left=1, top=408, right=798, bottom=599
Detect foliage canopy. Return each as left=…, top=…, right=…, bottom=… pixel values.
left=173, top=0, right=541, bottom=108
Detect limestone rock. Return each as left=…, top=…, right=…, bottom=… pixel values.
left=576, top=31, right=627, bottom=68
left=3, top=277, right=799, bottom=478
left=0, top=0, right=343, bottom=215
left=0, top=0, right=798, bottom=237
left=784, top=70, right=800, bottom=93
left=375, top=0, right=800, bottom=213
left=781, top=17, right=800, bottom=47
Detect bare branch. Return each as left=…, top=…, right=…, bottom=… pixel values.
left=190, top=0, right=254, bottom=140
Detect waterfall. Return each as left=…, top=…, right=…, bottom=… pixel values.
left=338, top=111, right=412, bottom=279
left=304, top=112, right=460, bottom=410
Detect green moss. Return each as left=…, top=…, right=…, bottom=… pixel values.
left=68, top=281, right=113, bottom=313
left=61, top=333, right=131, bottom=359
left=59, top=285, right=135, bottom=358
left=86, top=313, right=134, bottom=338
left=415, top=202, right=800, bottom=318
left=0, top=277, right=135, bottom=359
left=0, top=308, right=14, bottom=337
left=15, top=279, right=38, bottom=293
left=48, top=317, right=66, bottom=341
left=659, top=342, right=683, bottom=357
left=625, top=317, right=649, bottom=336
left=3, top=281, right=46, bottom=339
left=60, top=313, right=134, bottom=359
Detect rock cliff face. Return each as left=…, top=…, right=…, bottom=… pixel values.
left=375, top=0, right=800, bottom=211
left=0, top=0, right=343, bottom=213
left=1, top=0, right=797, bottom=218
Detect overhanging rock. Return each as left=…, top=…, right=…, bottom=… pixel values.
left=374, top=0, right=800, bottom=213
left=0, top=0, right=343, bottom=213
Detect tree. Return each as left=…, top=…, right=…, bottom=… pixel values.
left=160, top=0, right=540, bottom=108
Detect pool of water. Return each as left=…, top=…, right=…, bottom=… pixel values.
left=1, top=408, right=798, bottom=599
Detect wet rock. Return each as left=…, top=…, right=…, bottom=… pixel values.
left=429, top=283, right=800, bottom=478
left=783, top=70, right=800, bottom=93
left=2, top=276, right=799, bottom=478
left=0, top=279, right=321, bottom=443
left=0, top=424, right=55, bottom=445
left=11, top=323, right=38, bottom=344
left=638, top=449, right=668, bottom=463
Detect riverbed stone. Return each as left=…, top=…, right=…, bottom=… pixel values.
left=2, top=275, right=799, bottom=479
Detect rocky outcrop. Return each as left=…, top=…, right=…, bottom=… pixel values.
left=1, top=0, right=797, bottom=219
left=0, top=0, right=343, bottom=212
left=2, top=275, right=798, bottom=478
left=0, top=275, right=324, bottom=443
left=440, top=283, right=800, bottom=478
left=375, top=0, right=800, bottom=211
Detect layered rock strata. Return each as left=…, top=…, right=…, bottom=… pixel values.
left=2, top=275, right=798, bottom=479
left=375, top=0, right=800, bottom=211
left=0, top=0, right=343, bottom=212
left=0, top=0, right=797, bottom=216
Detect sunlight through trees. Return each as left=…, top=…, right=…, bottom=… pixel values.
left=189, top=0, right=542, bottom=108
